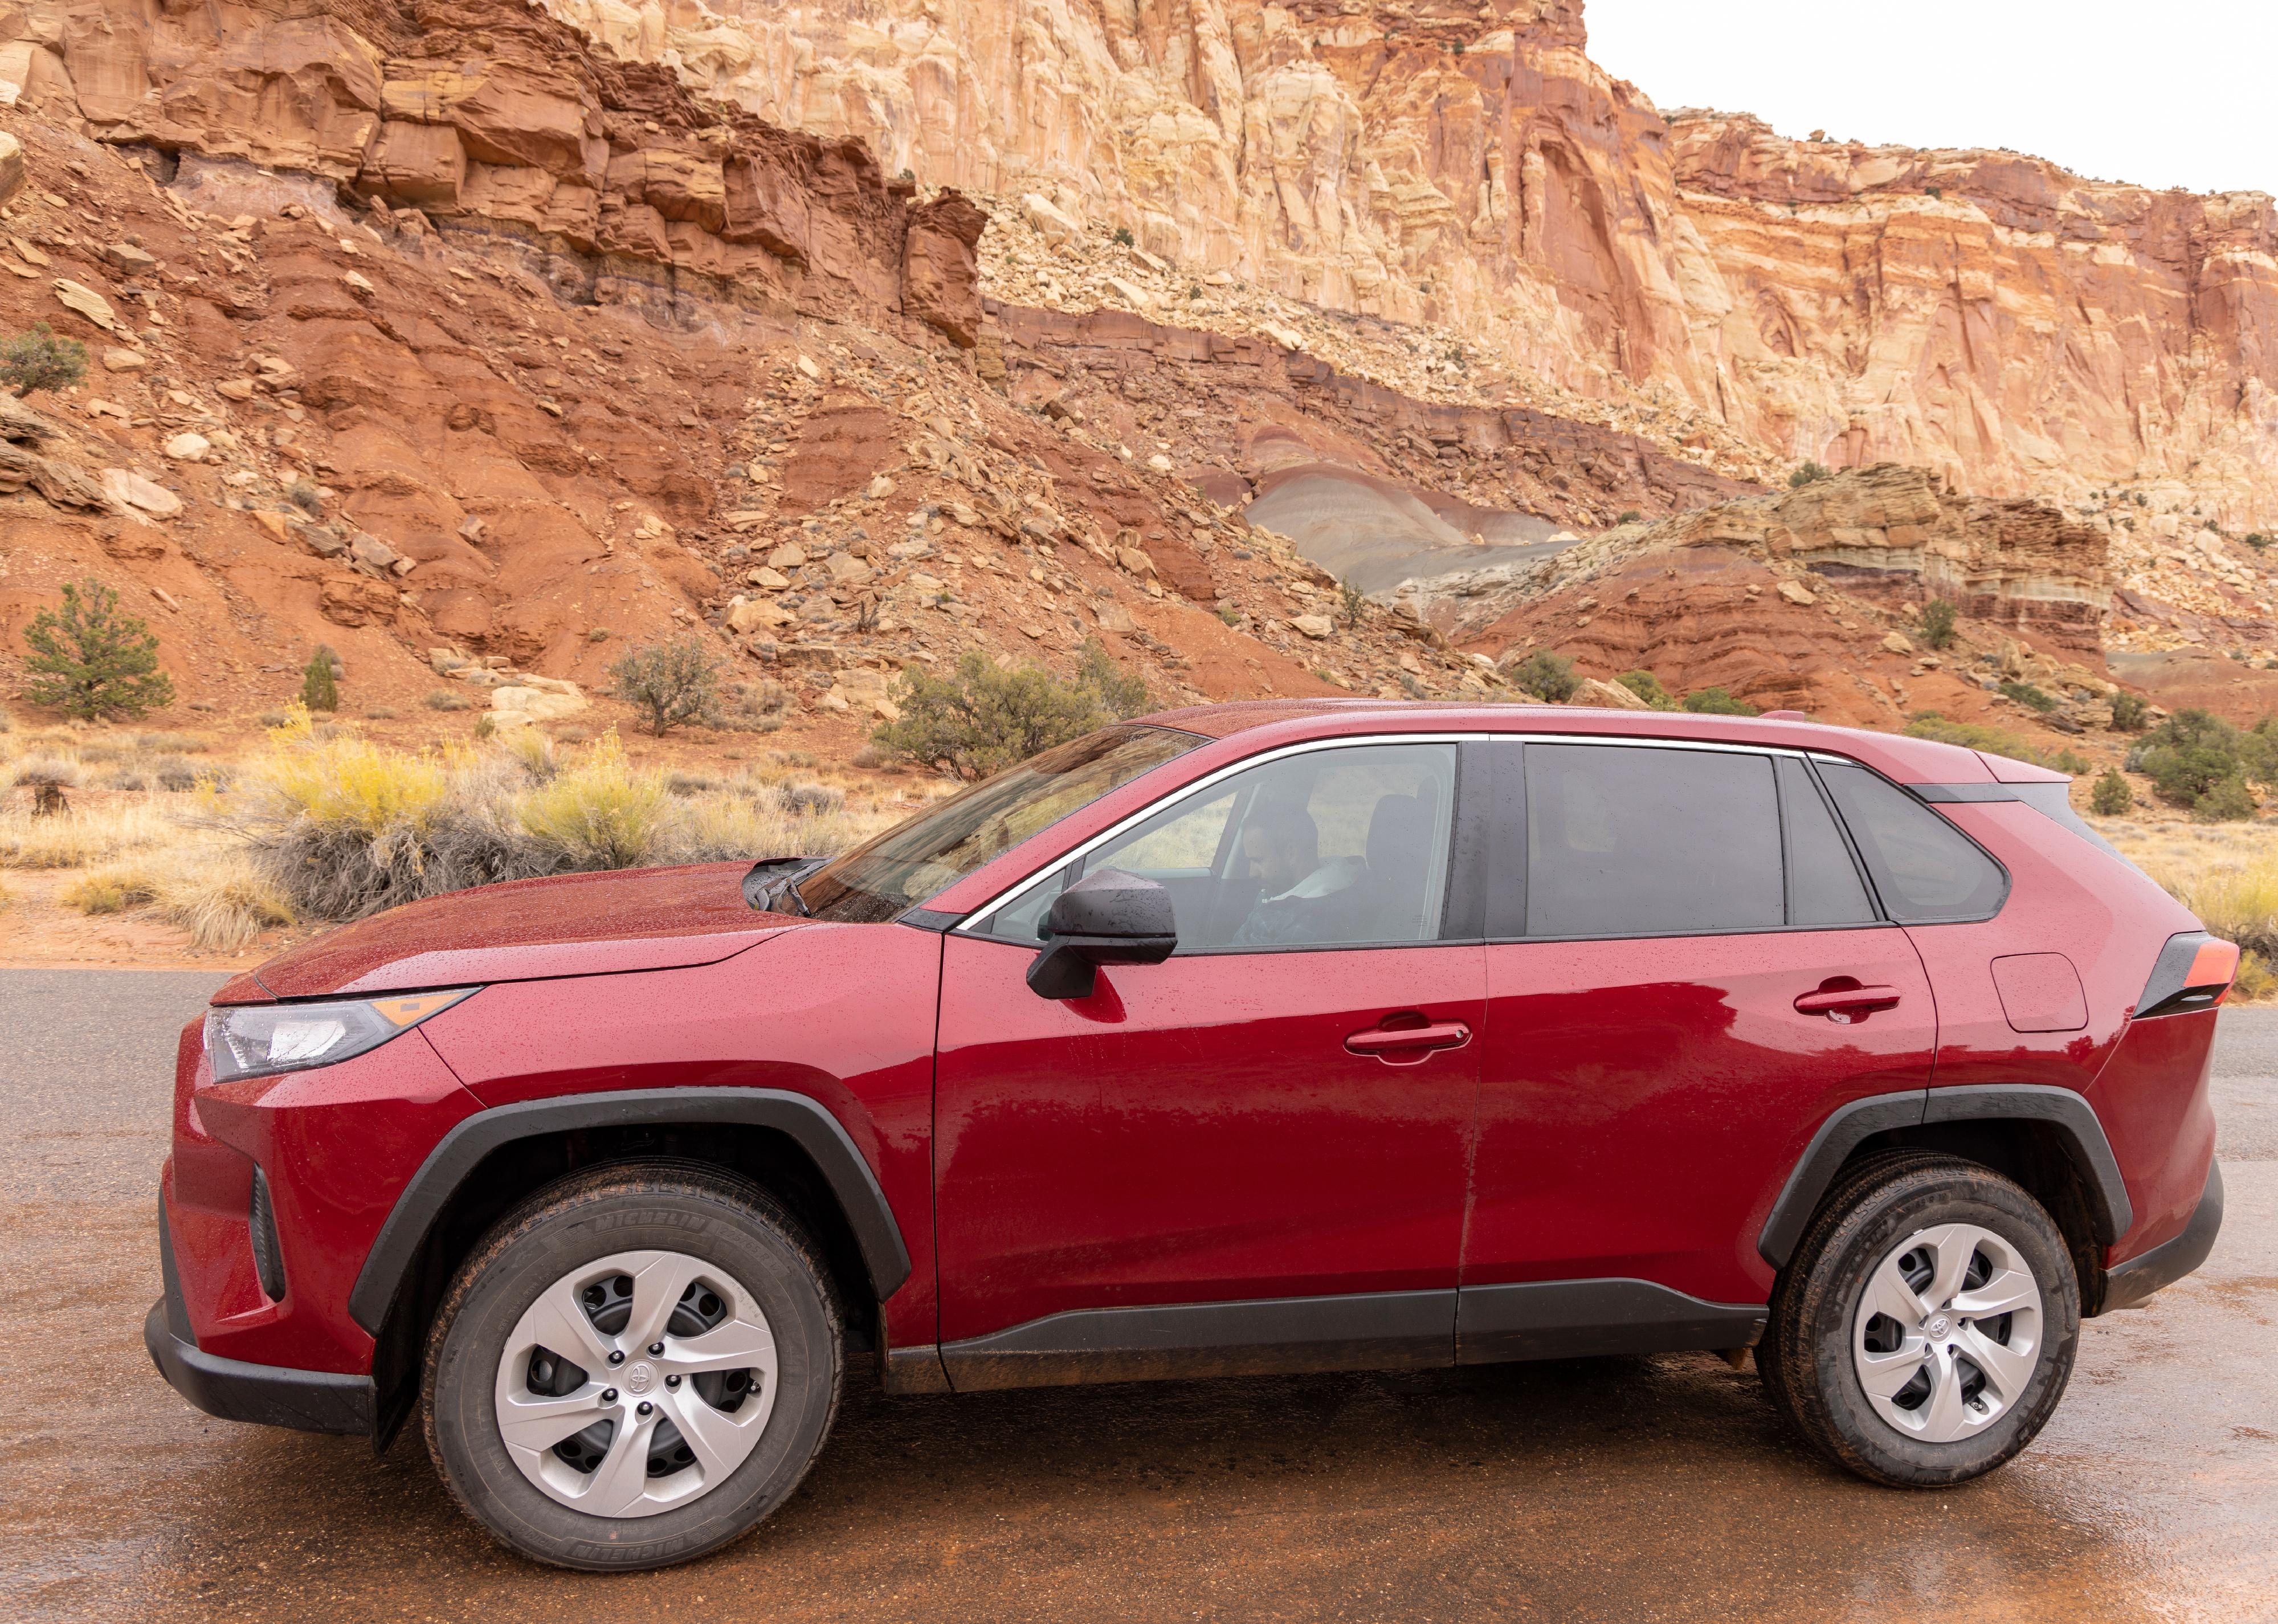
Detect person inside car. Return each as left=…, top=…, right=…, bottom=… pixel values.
left=1232, top=801, right=1363, bottom=944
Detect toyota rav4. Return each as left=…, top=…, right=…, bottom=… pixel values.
left=146, top=701, right=2232, bottom=1569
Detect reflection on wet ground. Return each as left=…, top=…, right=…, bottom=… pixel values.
left=2, top=972, right=2269, bottom=1622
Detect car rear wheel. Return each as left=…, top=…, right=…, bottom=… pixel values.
left=423, top=1164, right=842, bottom=1570
left=1760, top=1151, right=2079, bottom=1487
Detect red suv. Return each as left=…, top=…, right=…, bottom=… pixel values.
left=148, top=701, right=2232, bottom=1569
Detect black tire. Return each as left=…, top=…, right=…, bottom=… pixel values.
left=422, top=1163, right=843, bottom=1570
left=1760, top=1150, right=2079, bottom=1487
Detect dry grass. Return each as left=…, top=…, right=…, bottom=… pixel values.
left=62, top=846, right=295, bottom=952
left=0, top=801, right=176, bottom=868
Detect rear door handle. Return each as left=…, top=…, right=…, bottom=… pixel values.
left=1346, top=1020, right=1472, bottom=1062
left=1794, top=985, right=1902, bottom=1022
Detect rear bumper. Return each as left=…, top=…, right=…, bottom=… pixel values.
left=2102, top=1161, right=2224, bottom=1313
left=145, top=1301, right=374, bottom=1435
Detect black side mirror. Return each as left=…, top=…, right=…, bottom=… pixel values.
left=1026, top=868, right=1177, bottom=999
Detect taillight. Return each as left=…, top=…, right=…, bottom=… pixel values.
left=2136, top=932, right=2240, bottom=1019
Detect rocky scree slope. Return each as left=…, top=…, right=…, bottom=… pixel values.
left=0, top=0, right=1578, bottom=729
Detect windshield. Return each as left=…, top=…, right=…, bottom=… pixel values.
left=795, top=725, right=1206, bottom=923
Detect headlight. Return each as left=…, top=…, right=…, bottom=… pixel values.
left=204, top=989, right=477, bottom=1084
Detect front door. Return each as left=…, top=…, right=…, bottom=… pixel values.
left=1463, top=740, right=1940, bottom=1360
left=933, top=740, right=1483, bottom=1388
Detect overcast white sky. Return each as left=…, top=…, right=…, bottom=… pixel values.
left=1586, top=1, right=2278, bottom=197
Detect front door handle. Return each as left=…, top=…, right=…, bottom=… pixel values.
left=1794, top=984, right=1903, bottom=1022
left=1346, top=1019, right=1472, bottom=1063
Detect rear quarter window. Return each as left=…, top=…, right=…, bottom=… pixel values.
left=1817, top=761, right=2008, bottom=924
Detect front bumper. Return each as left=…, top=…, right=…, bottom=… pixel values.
left=2102, top=1160, right=2225, bottom=1313
left=147, top=1197, right=373, bottom=1436
left=145, top=1301, right=374, bottom=1435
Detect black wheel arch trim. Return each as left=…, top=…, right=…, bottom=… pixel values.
left=346, top=1087, right=914, bottom=1336
left=1757, top=1083, right=2134, bottom=1270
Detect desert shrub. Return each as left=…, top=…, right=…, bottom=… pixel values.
left=2109, top=691, right=2149, bottom=731
left=2190, top=774, right=2257, bottom=823
left=1507, top=649, right=1579, bottom=703
left=1112, top=226, right=1135, bottom=247
left=1998, top=680, right=2058, bottom=712
left=263, top=708, right=450, bottom=832
left=2, top=323, right=88, bottom=397
left=2235, top=950, right=2278, bottom=1001
left=2090, top=770, right=2133, bottom=815
left=1918, top=599, right=1957, bottom=650
left=11, top=754, right=84, bottom=790
left=1216, top=605, right=1242, bottom=627
left=150, top=756, right=214, bottom=792
left=365, top=705, right=399, bottom=721
left=1683, top=687, right=1757, bottom=716
left=1614, top=670, right=1677, bottom=709
left=1617, top=509, right=1642, bottom=524
left=22, top=580, right=175, bottom=721
left=874, top=642, right=1152, bottom=780
left=2052, top=748, right=2093, bottom=776
left=426, top=689, right=473, bottom=711
left=300, top=646, right=341, bottom=712
left=2126, top=710, right=2278, bottom=810
left=1787, top=460, right=1830, bottom=489
left=518, top=731, right=672, bottom=868
left=1340, top=577, right=1367, bottom=627
left=501, top=727, right=557, bottom=782
left=608, top=636, right=721, bottom=736
left=63, top=850, right=293, bottom=950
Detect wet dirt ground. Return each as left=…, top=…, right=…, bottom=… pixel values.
left=3, top=969, right=2271, bottom=1623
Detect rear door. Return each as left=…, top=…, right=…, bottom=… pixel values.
left=932, top=739, right=1483, bottom=1386
left=1462, top=740, right=1939, bottom=1358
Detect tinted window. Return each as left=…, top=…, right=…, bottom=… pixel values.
left=981, top=743, right=1459, bottom=952
left=1818, top=761, right=2007, bottom=923
left=1526, top=744, right=1783, bottom=936
left=799, top=725, right=1201, bottom=923
left=1778, top=757, right=1877, bottom=927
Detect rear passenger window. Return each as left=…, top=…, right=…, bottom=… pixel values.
left=1526, top=745, right=1784, bottom=936
left=1778, top=758, right=1876, bottom=927
left=1816, top=761, right=2007, bottom=923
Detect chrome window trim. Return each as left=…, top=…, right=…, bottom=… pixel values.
left=946, top=729, right=1837, bottom=932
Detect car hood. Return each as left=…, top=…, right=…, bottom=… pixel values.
left=219, top=862, right=805, bottom=1002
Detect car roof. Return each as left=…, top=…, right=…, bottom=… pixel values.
left=1135, top=697, right=2025, bottom=786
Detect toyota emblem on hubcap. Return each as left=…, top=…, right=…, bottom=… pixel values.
left=1925, top=1315, right=1952, bottom=1339
left=624, top=1362, right=655, bottom=1395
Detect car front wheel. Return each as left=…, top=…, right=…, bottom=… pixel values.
left=423, top=1164, right=843, bottom=1570
left=1761, top=1151, right=2080, bottom=1487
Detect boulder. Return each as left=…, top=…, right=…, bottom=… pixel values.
left=1570, top=676, right=1651, bottom=710
left=1020, top=192, right=1083, bottom=246
left=101, top=467, right=182, bottom=517
left=162, top=432, right=211, bottom=462
left=900, top=189, right=987, bottom=348
left=0, top=133, right=21, bottom=210
left=1292, top=614, right=1334, bottom=639
left=491, top=684, right=586, bottom=723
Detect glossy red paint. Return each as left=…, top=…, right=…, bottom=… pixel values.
left=1907, top=803, right=2196, bottom=1096
left=246, top=861, right=801, bottom=999
left=2087, top=1010, right=2221, bottom=1266
left=151, top=700, right=2230, bottom=1437
left=1473, top=928, right=1938, bottom=1305
left=164, top=1014, right=482, bottom=1373
left=933, top=932, right=1483, bottom=1344
left=417, top=923, right=943, bottom=1349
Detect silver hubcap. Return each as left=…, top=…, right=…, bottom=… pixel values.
left=493, top=1250, right=778, bottom=1517
left=1852, top=1222, right=2043, bottom=1443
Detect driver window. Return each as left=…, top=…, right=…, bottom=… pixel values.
left=978, top=743, right=1459, bottom=952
